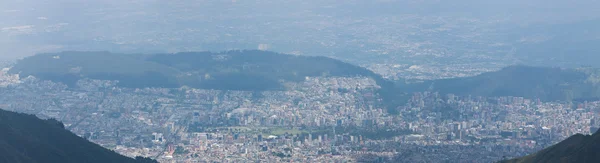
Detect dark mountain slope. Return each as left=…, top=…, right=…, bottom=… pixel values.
left=148, top=50, right=407, bottom=113
left=404, top=65, right=600, bottom=102
left=10, top=50, right=387, bottom=90
left=9, top=50, right=405, bottom=113
left=147, top=50, right=387, bottom=90
left=501, top=129, right=600, bottom=163
left=9, top=51, right=180, bottom=88
left=0, top=109, right=157, bottom=163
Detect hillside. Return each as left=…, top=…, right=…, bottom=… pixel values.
left=404, top=65, right=600, bottom=102
left=9, top=51, right=180, bottom=88
left=10, top=50, right=405, bottom=113
left=11, top=52, right=600, bottom=113
left=500, top=129, right=600, bottom=163
left=11, top=52, right=600, bottom=114
left=146, top=50, right=386, bottom=90
left=10, top=50, right=384, bottom=90
left=0, top=109, right=157, bottom=163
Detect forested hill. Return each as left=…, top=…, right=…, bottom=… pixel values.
left=146, top=50, right=388, bottom=90
left=0, top=109, right=157, bottom=163
left=9, top=51, right=405, bottom=112
left=9, top=51, right=180, bottom=88
left=10, top=50, right=388, bottom=90
left=500, top=129, right=600, bottom=163
left=403, top=65, right=600, bottom=102
left=13, top=52, right=600, bottom=113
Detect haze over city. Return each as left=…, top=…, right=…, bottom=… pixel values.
left=1, top=0, right=600, bottom=163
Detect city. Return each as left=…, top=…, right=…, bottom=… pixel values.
left=1, top=0, right=600, bottom=162
left=0, top=65, right=597, bottom=162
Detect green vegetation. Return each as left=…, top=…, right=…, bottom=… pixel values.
left=174, top=146, right=189, bottom=155
left=272, top=152, right=291, bottom=158
left=0, top=109, right=158, bottom=163
left=13, top=52, right=600, bottom=114
left=335, top=126, right=414, bottom=140
left=9, top=51, right=179, bottom=87
left=10, top=50, right=383, bottom=90
left=500, top=129, right=600, bottom=163
left=404, top=65, right=600, bottom=102
left=10, top=50, right=405, bottom=113
left=147, top=50, right=392, bottom=92
left=266, top=128, right=307, bottom=136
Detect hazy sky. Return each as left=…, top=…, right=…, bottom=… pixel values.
left=1, top=0, right=599, bottom=62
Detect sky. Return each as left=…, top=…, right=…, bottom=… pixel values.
left=0, top=0, right=599, bottom=65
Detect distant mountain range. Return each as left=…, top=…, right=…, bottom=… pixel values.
left=403, top=65, right=600, bottom=102
left=500, top=129, right=600, bottom=163
left=0, top=109, right=157, bottom=163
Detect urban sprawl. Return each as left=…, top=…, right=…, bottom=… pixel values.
left=0, top=66, right=597, bottom=163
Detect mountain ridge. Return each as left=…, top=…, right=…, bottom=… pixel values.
left=10, top=51, right=600, bottom=114
left=9, top=50, right=406, bottom=113
left=0, top=109, right=157, bottom=163
left=500, top=129, right=600, bottom=163
left=403, top=65, right=600, bottom=102
left=10, top=50, right=387, bottom=90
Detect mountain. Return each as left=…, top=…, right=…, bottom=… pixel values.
left=9, top=50, right=405, bottom=113
left=10, top=50, right=384, bottom=90
left=146, top=50, right=387, bottom=91
left=500, top=129, right=600, bottom=163
left=10, top=52, right=600, bottom=114
left=11, top=52, right=600, bottom=114
left=403, top=65, right=600, bottom=102
left=9, top=51, right=181, bottom=88
left=0, top=109, right=157, bottom=163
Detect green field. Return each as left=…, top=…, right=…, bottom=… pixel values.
left=268, top=128, right=307, bottom=135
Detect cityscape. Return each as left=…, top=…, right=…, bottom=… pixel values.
left=1, top=0, right=600, bottom=162
left=1, top=64, right=597, bottom=162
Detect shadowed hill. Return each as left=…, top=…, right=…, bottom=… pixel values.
left=9, top=50, right=406, bottom=113
left=149, top=50, right=406, bottom=113
left=9, top=51, right=180, bottom=88
left=0, top=109, right=157, bottom=163
left=147, top=50, right=386, bottom=90
left=10, top=50, right=387, bottom=90
left=9, top=52, right=600, bottom=114
left=404, top=65, right=600, bottom=102
left=500, top=129, right=600, bottom=163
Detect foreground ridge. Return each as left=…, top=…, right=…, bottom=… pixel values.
left=0, top=109, right=157, bottom=163
left=501, top=129, right=600, bottom=163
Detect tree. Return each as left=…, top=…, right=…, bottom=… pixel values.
left=134, top=156, right=159, bottom=163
